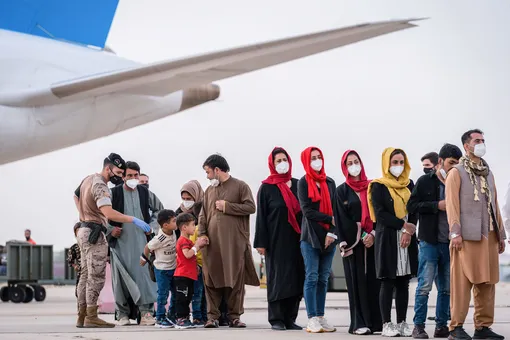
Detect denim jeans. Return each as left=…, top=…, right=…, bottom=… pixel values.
left=413, top=241, right=450, bottom=327
left=300, top=241, right=336, bottom=318
left=192, top=266, right=205, bottom=320
left=154, top=268, right=175, bottom=320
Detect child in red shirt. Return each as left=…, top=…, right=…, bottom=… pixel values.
left=174, top=213, right=207, bottom=329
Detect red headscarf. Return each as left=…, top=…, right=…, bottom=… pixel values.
left=262, top=147, right=301, bottom=234
left=341, top=150, right=373, bottom=233
left=301, top=146, right=332, bottom=230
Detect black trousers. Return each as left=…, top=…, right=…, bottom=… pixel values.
left=268, top=295, right=302, bottom=326
left=175, top=276, right=195, bottom=319
left=379, top=276, right=411, bottom=324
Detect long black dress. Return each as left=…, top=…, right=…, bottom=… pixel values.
left=254, top=178, right=304, bottom=327
left=334, top=183, right=382, bottom=334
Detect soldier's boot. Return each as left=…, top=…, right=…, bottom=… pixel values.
left=84, top=306, right=116, bottom=328
left=76, top=305, right=87, bottom=328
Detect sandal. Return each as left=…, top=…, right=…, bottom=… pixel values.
left=204, top=319, right=219, bottom=328
left=229, top=319, right=246, bottom=328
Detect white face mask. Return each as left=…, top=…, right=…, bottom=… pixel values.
left=311, top=159, right=323, bottom=171
left=439, top=168, right=447, bottom=180
left=275, top=161, right=289, bottom=174
left=473, top=143, right=486, bottom=158
left=347, top=164, right=361, bottom=177
left=390, top=165, right=404, bottom=178
left=210, top=178, right=220, bottom=187
left=126, top=179, right=139, bottom=189
left=182, top=200, right=195, bottom=209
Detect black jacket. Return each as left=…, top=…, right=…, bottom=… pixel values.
left=407, top=171, right=443, bottom=245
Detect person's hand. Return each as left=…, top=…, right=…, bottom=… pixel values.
left=451, top=235, right=463, bottom=251
left=111, top=227, right=122, bottom=238
left=199, top=236, right=210, bottom=245
left=72, top=264, right=79, bottom=271
left=196, top=237, right=208, bottom=248
left=325, top=236, right=335, bottom=248
left=438, top=200, right=446, bottom=211
left=363, top=234, right=374, bottom=248
left=331, top=216, right=335, bottom=226
left=140, top=256, right=147, bottom=266
left=400, top=233, right=411, bottom=248
left=404, top=223, right=416, bottom=235
left=132, top=217, right=151, bottom=233
left=215, top=200, right=226, bottom=211
left=499, top=240, right=506, bottom=254
left=256, top=248, right=265, bottom=256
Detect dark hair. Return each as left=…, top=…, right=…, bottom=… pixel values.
left=25, top=229, right=31, bottom=233
left=125, top=161, right=141, bottom=175
left=73, top=222, right=80, bottom=234
left=344, top=151, right=359, bottom=164
left=420, top=152, right=439, bottom=165
left=203, top=154, right=230, bottom=172
left=140, top=173, right=149, bottom=178
left=157, top=209, right=176, bottom=227
left=461, top=129, right=484, bottom=145
left=176, top=213, right=195, bottom=228
left=390, top=149, right=405, bottom=159
left=271, top=148, right=288, bottom=163
left=439, top=143, right=462, bottom=160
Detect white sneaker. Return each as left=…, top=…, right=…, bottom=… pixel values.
left=355, top=327, right=372, bottom=335
left=317, top=316, right=336, bottom=332
left=118, top=316, right=130, bottom=326
left=140, top=312, right=156, bottom=326
left=382, top=322, right=400, bottom=337
left=397, top=321, right=412, bottom=337
left=306, top=317, right=323, bottom=333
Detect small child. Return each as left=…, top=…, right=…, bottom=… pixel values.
left=174, top=213, right=207, bottom=329
left=67, top=222, right=82, bottom=300
left=189, top=202, right=206, bottom=326
left=141, top=209, right=177, bottom=328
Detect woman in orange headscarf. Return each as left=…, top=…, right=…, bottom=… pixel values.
left=254, top=147, right=304, bottom=331
left=297, top=146, right=338, bottom=334
left=333, top=150, right=382, bottom=335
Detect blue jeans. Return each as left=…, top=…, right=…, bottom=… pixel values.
left=154, top=268, right=175, bottom=320
left=413, top=241, right=450, bottom=327
left=300, top=241, right=336, bottom=318
left=192, top=266, right=205, bottom=320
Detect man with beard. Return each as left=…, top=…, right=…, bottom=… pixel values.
left=73, top=153, right=152, bottom=328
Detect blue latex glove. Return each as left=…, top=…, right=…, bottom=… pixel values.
left=132, top=217, right=151, bottom=233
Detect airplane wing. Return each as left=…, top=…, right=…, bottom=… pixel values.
left=0, top=18, right=425, bottom=107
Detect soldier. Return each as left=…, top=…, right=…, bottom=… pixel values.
left=74, top=153, right=152, bottom=328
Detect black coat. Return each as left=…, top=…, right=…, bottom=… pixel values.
left=370, top=181, right=418, bottom=279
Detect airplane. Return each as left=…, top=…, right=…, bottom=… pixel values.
left=0, top=1, right=425, bottom=166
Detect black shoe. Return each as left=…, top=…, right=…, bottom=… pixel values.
left=428, top=316, right=436, bottom=321
left=473, top=327, right=504, bottom=340
left=218, top=317, right=229, bottom=327
left=412, top=325, right=429, bottom=339
left=271, top=322, right=286, bottom=331
left=449, top=326, right=472, bottom=340
left=285, top=322, right=303, bottom=330
left=434, top=326, right=450, bottom=338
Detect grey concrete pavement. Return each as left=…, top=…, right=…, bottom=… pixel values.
left=1, top=282, right=510, bottom=339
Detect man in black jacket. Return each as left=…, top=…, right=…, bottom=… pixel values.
left=408, top=144, right=462, bottom=339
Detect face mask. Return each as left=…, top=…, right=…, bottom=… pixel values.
left=182, top=200, right=195, bottom=209
left=473, top=143, right=486, bottom=158
left=439, top=168, right=447, bottom=180
left=347, top=164, right=361, bottom=177
left=140, top=183, right=149, bottom=189
left=423, top=167, right=434, bottom=174
left=126, top=179, right=139, bottom=189
left=390, top=165, right=404, bottom=178
left=109, top=170, right=123, bottom=186
left=25, top=236, right=30, bottom=241
left=311, top=159, right=323, bottom=171
left=210, top=178, right=220, bottom=187
left=275, top=161, right=289, bottom=174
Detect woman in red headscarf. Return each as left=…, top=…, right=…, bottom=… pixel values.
left=333, top=150, right=382, bottom=335
left=254, top=147, right=304, bottom=331
left=297, top=146, right=338, bottom=334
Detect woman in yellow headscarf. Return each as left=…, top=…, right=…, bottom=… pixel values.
left=367, top=148, right=418, bottom=338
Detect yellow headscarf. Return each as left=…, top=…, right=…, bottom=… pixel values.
left=367, top=147, right=411, bottom=221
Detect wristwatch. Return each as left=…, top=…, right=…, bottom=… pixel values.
left=450, top=233, right=460, bottom=239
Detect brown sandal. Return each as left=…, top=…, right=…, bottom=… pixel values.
left=204, top=319, right=219, bottom=328
left=229, top=319, right=246, bottom=328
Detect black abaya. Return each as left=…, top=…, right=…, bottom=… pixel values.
left=254, top=178, right=304, bottom=326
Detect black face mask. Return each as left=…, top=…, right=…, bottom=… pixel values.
left=108, top=167, right=124, bottom=186
left=423, top=167, right=434, bottom=174
left=140, top=183, right=149, bottom=189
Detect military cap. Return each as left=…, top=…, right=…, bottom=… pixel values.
left=107, top=153, right=126, bottom=170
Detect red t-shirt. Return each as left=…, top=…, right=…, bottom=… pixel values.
left=175, top=237, right=197, bottom=280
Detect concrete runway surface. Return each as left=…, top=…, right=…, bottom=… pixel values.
left=1, top=282, right=510, bottom=340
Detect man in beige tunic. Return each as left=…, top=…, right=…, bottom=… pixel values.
left=445, top=129, right=506, bottom=340
left=198, top=154, right=259, bottom=328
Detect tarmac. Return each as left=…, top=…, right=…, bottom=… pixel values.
left=1, top=282, right=510, bottom=340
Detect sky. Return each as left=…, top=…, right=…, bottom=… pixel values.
left=0, top=0, right=509, bottom=251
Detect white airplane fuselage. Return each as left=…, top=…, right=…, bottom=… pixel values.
left=0, top=30, right=196, bottom=165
